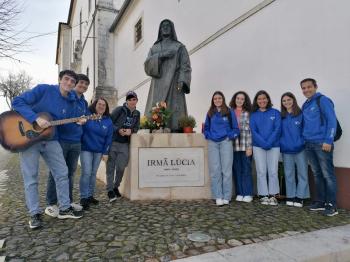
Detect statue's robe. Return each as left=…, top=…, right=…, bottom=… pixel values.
left=144, top=39, right=191, bottom=131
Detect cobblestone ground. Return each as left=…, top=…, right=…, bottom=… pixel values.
left=0, top=154, right=350, bottom=262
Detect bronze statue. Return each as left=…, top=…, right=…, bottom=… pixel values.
left=144, top=19, right=192, bottom=132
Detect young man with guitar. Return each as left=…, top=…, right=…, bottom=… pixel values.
left=11, top=70, right=84, bottom=229
left=45, top=74, right=89, bottom=217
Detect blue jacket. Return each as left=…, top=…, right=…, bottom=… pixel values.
left=204, top=109, right=240, bottom=142
left=280, top=113, right=304, bottom=154
left=12, top=84, right=78, bottom=141
left=81, top=113, right=113, bottom=154
left=302, top=92, right=337, bottom=145
left=250, top=108, right=281, bottom=149
left=57, top=92, right=88, bottom=143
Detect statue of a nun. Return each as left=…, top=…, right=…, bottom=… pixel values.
left=144, top=19, right=192, bottom=132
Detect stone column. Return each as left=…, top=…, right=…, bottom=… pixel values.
left=94, top=0, right=118, bottom=108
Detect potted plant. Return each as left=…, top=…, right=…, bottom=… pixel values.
left=178, top=115, right=196, bottom=133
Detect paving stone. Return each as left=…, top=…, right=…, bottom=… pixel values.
left=201, top=245, right=217, bottom=252
left=241, top=239, right=254, bottom=244
left=227, top=239, right=243, bottom=247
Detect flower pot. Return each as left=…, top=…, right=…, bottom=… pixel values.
left=183, top=127, right=193, bottom=133
left=152, top=128, right=163, bottom=133
left=137, top=129, right=150, bottom=134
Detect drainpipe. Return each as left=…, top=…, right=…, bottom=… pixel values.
left=93, top=0, right=97, bottom=95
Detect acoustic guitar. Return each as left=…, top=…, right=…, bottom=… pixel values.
left=0, top=111, right=101, bottom=152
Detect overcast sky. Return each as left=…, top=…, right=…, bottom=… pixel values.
left=0, top=0, right=71, bottom=112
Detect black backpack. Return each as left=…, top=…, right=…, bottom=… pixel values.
left=316, top=95, right=342, bottom=142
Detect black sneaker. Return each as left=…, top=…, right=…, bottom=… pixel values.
left=293, top=197, right=304, bottom=208
left=58, top=207, right=83, bottom=219
left=108, top=190, right=117, bottom=203
left=88, top=196, right=99, bottom=205
left=80, top=198, right=90, bottom=211
left=323, top=203, right=338, bottom=217
left=29, top=214, right=43, bottom=229
left=113, top=187, right=122, bottom=198
left=309, top=201, right=325, bottom=211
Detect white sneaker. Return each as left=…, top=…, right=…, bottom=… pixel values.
left=45, top=205, right=59, bottom=218
left=70, top=202, right=83, bottom=211
left=223, top=199, right=230, bottom=205
left=216, top=199, right=224, bottom=206
left=260, top=196, right=270, bottom=205
left=269, top=196, right=278, bottom=206
left=242, top=196, right=253, bottom=203
left=235, top=195, right=243, bottom=202
left=286, top=201, right=294, bottom=207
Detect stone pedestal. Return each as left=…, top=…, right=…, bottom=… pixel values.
left=117, top=133, right=211, bottom=200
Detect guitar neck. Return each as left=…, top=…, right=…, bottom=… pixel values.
left=49, top=117, right=88, bottom=126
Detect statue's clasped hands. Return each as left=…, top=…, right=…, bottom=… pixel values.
left=160, top=50, right=176, bottom=60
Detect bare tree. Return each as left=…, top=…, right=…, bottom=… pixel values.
left=0, top=0, right=26, bottom=61
left=0, top=71, right=32, bottom=109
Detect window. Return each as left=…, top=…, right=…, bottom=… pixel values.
left=134, top=16, right=143, bottom=48
left=86, top=67, right=89, bottom=78
left=79, top=10, right=82, bottom=41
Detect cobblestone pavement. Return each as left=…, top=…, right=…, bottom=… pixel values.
left=0, top=154, right=350, bottom=261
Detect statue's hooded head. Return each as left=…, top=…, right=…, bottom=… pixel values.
left=155, top=19, right=178, bottom=44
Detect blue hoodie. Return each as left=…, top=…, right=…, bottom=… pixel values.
left=250, top=108, right=281, bottom=150
left=12, top=84, right=78, bottom=141
left=204, top=109, right=240, bottom=142
left=81, top=112, right=113, bottom=154
left=280, top=113, right=304, bottom=154
left=302, top=92, right=337, bottom=145
left=57, top=92, right=88, bottom=143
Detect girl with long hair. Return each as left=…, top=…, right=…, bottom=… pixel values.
left=79, top=97, right=113, bottom=210
left=280, top=92, right=309, bottom=207
left=229, top=91, right=254, bottom=203
left=204, top=91, right=240, bottom=206
left=250, top=90, right=281, bottom=206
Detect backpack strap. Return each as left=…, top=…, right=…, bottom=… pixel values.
left=316, top=95, right=324, bottom=126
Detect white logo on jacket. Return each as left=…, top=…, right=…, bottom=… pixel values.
left=295, top=121, right=301, bottom=125
left=270, top=116, right=275, bottom=121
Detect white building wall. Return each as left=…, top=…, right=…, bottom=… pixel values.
left=69, top=0, right=97, bottom=103
left=113, top=0, right=350, bottom=167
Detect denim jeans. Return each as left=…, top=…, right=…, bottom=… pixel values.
left=253, top=146, right=280, bottom=196
left=208, top=139, right=233, bottom=200
left=283, top=150, right=310, bottom=199
left=233, top=151, right=253, bottom=196
left=305, top=142, right=337, bottom=206
left=106, top=142, right=129, bottom=191
left=46, top=141, right=81, bottom=205
left=19, top=141, right=71, bottom=216
left=79, top=151, right=102, bottom=199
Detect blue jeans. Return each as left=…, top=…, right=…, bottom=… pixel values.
left=19, top=141, right=71, bottom=216
left=208, top=139, right=233, bottom=200
left=283, top=150, right=310, bottom=199
left=233, top=151, right=253, bottom=196
left=46, top=142, right=81, bottom=205
left=305, top=142, right=337, bottom=206
left=79, top=151, right=102, bottom=199
left=253, top=146, right=280, bottom=196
